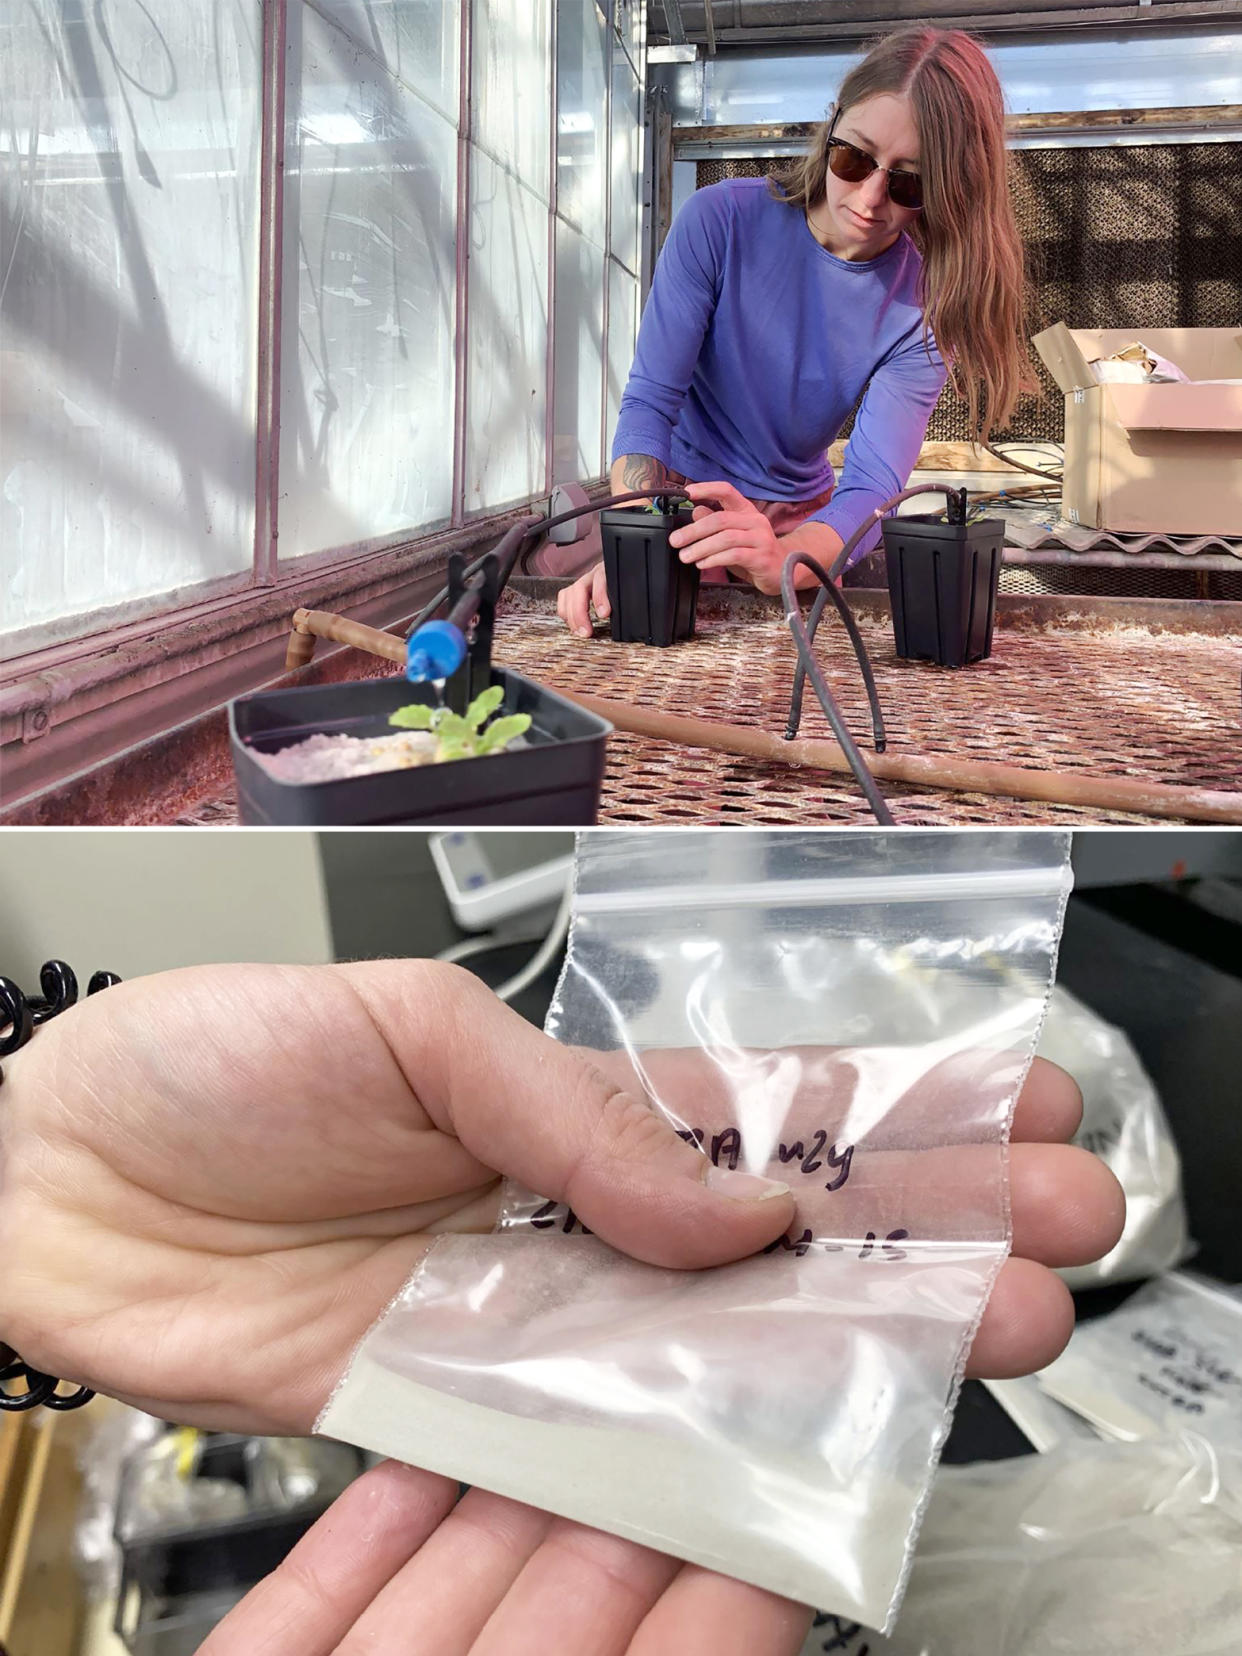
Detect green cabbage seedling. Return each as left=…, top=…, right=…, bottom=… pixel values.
left=388, top=684, right=531, bottom=762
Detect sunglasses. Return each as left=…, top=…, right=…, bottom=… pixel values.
left=825, top=125, right=924, bottom=213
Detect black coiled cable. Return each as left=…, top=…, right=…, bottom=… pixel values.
left=0, top=963, right=121, bottom=1413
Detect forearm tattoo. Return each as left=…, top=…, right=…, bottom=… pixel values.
left=620, top=453, right=672, bottom=494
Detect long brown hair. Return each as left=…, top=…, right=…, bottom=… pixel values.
left=770, top=26, right=1034, bottom=440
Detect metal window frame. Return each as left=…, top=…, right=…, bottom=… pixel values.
left=545, top=0, right=561, bottom=495
left=254, top=0, right=288, bottom=586
left=451, top=0, right=475, bottom=526
left=599, top=3, right=616, bottom=475
left=668, top=106, right=1242, bottom=161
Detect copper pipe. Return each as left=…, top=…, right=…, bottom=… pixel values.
left=288, top=608, right=404, bottom=671
left=283, top=608, right=1242, bottom=824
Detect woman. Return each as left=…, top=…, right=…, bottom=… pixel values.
left=548, top=25, right=1031, bottom=637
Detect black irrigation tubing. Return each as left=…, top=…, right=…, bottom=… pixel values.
left=786, top=485, right=966, bottom=745
left=401, top=491, right=693, bottom=638
left=780, top=551, right=894, bottom=826
left=785, top=564, right=888, bottom=754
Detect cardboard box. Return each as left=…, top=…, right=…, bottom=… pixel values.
left=1032, top=323, right=1242, bottom=536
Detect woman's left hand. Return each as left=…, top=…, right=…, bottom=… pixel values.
left=670, top=482, right=786, bottom=594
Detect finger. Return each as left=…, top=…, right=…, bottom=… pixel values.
left=197, top=1461, right=457, bottom=1656
left=692, top=548, right=753, bottom=573
left=679, top=534, right=755, bottom=566
left=629, top=1565, right=813, bottom=1656
left=344, top=962, right=797, bottom=1271
left=966, top=1255, right=1075, bottom=1378
left=335, top=1486, right=553, bottom=1656
left=592, top=1049, right=1084, bottom=1155
left=592, top=564, right=611, bottom=620
left=471, top=1520, right=680, bottom=1656
left=1012, top=1056, right=1082, bottom=1142
left=1009, top=1142, right=1125, bottom=1267
left=433, top=1136, right=1126, bottom=1281
left=686, top=480, right=747, bottom=512
left=670, top=514, right=748, bottom=550
left=563, top=573, right=596, bottom=637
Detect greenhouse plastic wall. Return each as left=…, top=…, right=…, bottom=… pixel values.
left=0, top=2, right=263, bottom=643
left=552, top=0, right=610, bottom=482
left=2, top=0, right=644, bottom=652
left=276, top=2, right=460, bottom=558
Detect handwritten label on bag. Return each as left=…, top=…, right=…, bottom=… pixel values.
left=529, top=1124, right=909, bottom=1258
left=674, top=1125, right=854, bottom=1191
left=809, top=1613, right=872, bottom=1654
left=1130, top=1325, right=1240, bottom=1418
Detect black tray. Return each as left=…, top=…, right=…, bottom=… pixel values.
left=882, top=514, right=1005, bottom=667
left=600, top=505, right=700, bottom=645
left=230, top=669, right=611, bottom=826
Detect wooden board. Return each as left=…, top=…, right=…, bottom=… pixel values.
left=826, top=439, right=1055, bottom=473
left=0, top=1410, right=90, bottom=1656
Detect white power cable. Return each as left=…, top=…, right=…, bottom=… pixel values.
left=494, top=876, right=574, bottom=1004
left=431, top=877, right=574, bottom=1004
left=435, top=933, right=509, bottom=967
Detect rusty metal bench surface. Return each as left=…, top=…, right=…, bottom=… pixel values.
left=482, top=586, right=1240, bottom=827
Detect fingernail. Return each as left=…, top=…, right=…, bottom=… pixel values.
left=577, top=627, right=591, bottom=637
left=703, top=1165, right=791, bottom=1202
left=669, top=533, right=683, bottom=547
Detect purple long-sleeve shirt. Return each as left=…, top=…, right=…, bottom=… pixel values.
left=611, top=178, right=948, bottom=559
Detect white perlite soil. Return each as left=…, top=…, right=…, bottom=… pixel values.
left=256, top=730, right=440, bottom=783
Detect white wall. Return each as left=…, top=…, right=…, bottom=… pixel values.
left=0, top=831, right=333, bottom=986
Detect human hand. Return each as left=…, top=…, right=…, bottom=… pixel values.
left=0, top=961, right=806, bottom=1434
left=0, top=962, right=1122, bottom=1432
left=670, top=481, right=786, bottom=593
left=192, top=1032, right=1120, bottom=1656
left=1, top=962, right=1122, bottom=1656
left=199, top=1457, right=817, bottom=1656
left=556, top=560, right=611, bottom=636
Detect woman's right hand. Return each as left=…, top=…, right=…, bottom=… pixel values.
left=557, top=562, right=610, bottom=637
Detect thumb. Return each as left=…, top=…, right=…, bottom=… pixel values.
left=360, top=961, right=796, bottom=1270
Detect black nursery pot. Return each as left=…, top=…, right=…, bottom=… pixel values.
left=230, top=669, right=611, bottom=826
left=881, top=514, right=1006, bottom=668
left=600, top=504, right=700, bottom=645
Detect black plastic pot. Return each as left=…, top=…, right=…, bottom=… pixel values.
left=881, top=514, right=1005, bottom=667
left=600, top=504, right=700, bottom=645
left=230, top=669, right=611, bottom=826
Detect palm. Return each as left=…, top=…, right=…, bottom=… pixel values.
left=2, top=959, right=1122, bottom=1656
left=2, top=958, right=1121, bottom=1438
left=1, top=963, right=503, bottom=1433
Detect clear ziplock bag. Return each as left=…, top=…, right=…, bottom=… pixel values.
left=317, top=830, right=1072, bottom=1631
left=798, top=1432, right=1242, bottom=1656
left=1036, top=985, right=1191, bottom=1290
left=1035, top=1271, right=1242, bottom=1453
